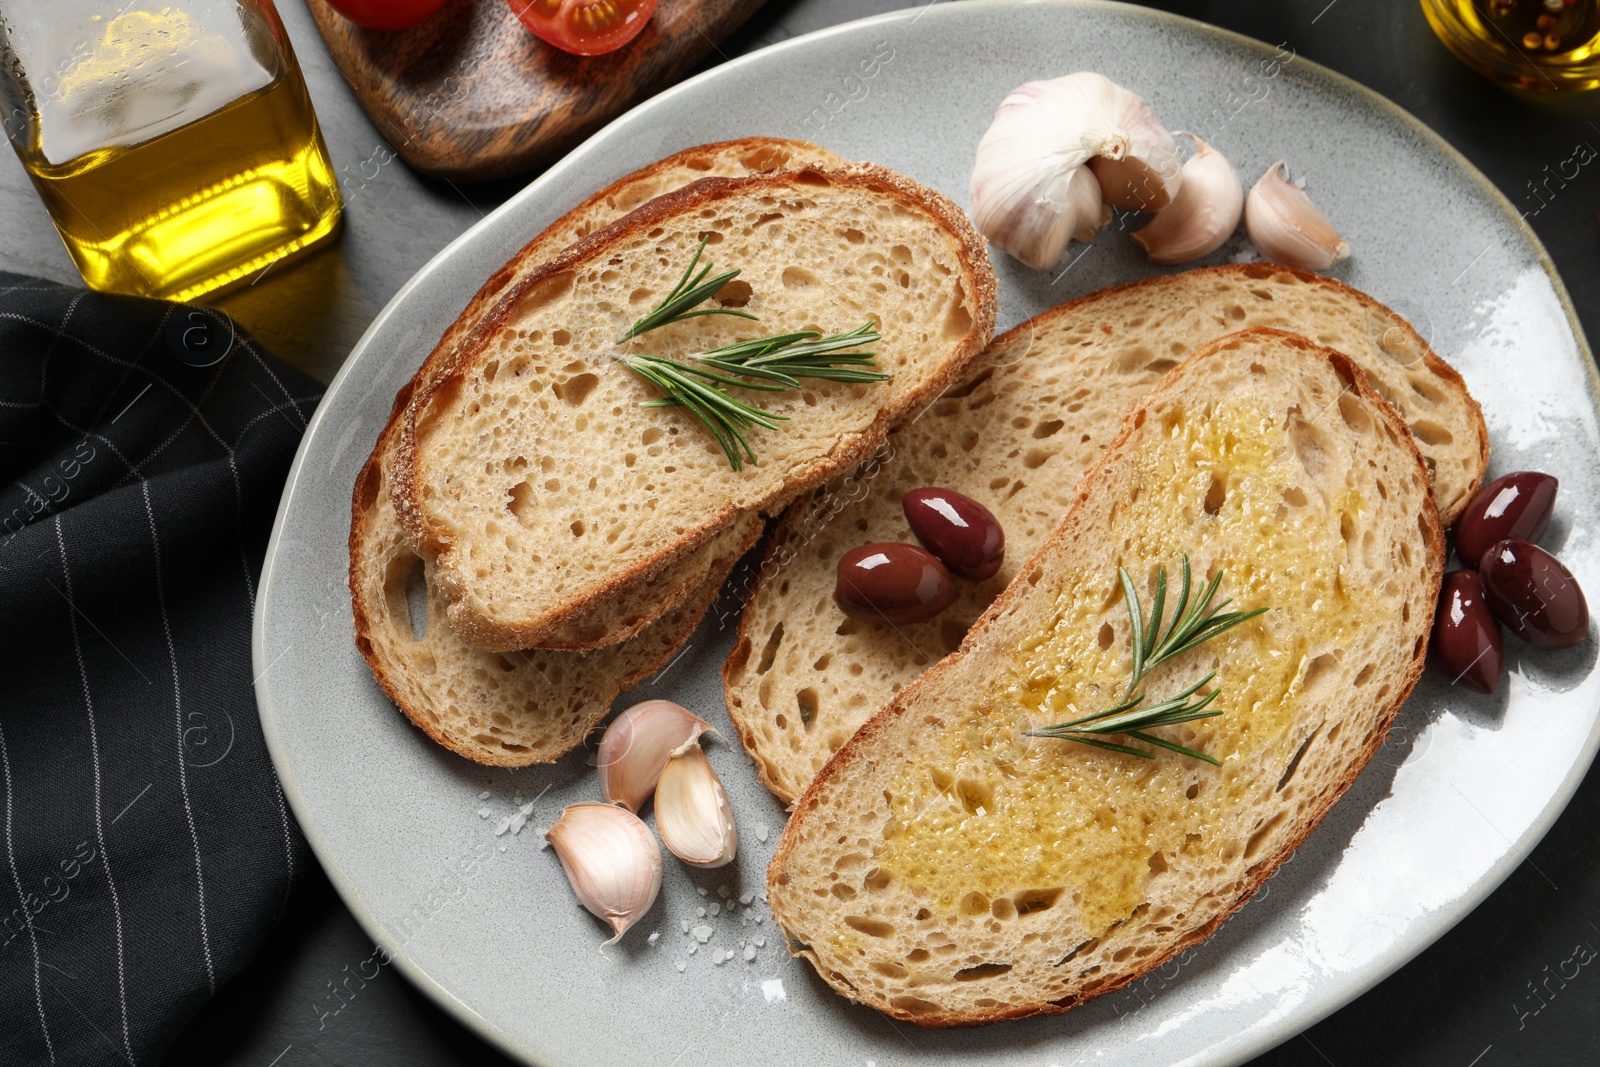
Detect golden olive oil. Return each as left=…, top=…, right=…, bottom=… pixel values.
left=7, top=3, right=341, bottom=301
left=1422, top=0, right=1600, bottom=91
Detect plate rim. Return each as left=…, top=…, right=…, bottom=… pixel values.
left=254, top=3, right=1600, bottom=1065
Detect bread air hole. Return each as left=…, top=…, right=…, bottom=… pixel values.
left=844, top=916, right=894, bottom=938
left=1277, top=729, right=1320, bottom=792
left=1244, top=811, right=1287, bottom=862
left=797, top=688, right=819, bottom=728
left=889, top=995, right=939, bottom=1017
left=955, top=962, right=1013, bottom=981
left=1055, top=938, right=1098, bottom=966
left=757, top=622, right=784, bottom=674
left=1204, top=474, right=1227, bottom=516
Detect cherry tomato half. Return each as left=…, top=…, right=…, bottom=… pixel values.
left=506, top=0, right=658, bottom=56
left=325, top=0, right=447, bottom=32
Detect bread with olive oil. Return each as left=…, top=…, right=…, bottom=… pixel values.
left=349, top=139, right=830, bottom=764
left=394, top=165, right=997, bottom=653
left=724, top=263, right=1483, bottom=802
left=767, top=328, right=1445, bottom=1025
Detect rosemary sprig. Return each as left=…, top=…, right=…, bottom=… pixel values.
left=1027, top=556, right=1267, bottom=763
left=1122, top=556, right=1268, bottom=697
left=617, top=236, right=759, bottom=342
left=1026, top=673, right=1224, bottom=765
left=613, top=243, right=888, bottom=470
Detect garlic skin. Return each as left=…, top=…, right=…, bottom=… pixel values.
left=597, top=700, right=712, bottom=813
left=545, top=802, right=662, bottom=945
left=654, top=743, right=738, bottom=869
left=1245, top=162, right=1351, bottom=270
left=1132, top=135, right=1243, bottom=265
left=970, top=72, right=1179, bottom=269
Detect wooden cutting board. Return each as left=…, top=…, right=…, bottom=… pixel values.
left=304, top=0, right=768, bottom=182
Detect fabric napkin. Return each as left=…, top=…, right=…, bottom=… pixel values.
left=0, top=273, right=322, bottom=1065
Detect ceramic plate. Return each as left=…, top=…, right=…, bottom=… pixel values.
left=255, top=3, right=1600, bottom=1064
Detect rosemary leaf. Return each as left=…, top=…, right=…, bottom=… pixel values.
left=618, top=236, right=759, bottom=343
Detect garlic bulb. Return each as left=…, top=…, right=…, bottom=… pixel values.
left=1132, top=135, right=1243, bottom=265
left=1244, top=162, right=1350, bottom=270
left=597, top=699, right=713, bottom=812
left=545, top=802, right=662, bottom=945
left=970, top=72, right=1180, bottom=269
left=654, top=743, right=737, bottom=869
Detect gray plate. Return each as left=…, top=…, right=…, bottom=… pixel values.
left=254, top=2, right=1600, bottom=1064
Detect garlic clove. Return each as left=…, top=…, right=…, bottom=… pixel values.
left=597, top=699, right=713, bottom=813
left=1244, top=162, right=1350, bottom=271
left=545, top=802, right=662, bottom=945
left=654, top=742, right=738, bottom=869
left=1132, top=134, right=1243, bottom=265
left=970, top=72, right=1178, bottom=269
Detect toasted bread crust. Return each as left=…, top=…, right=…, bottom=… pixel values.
left=393, top=163, right=998, bottom=653
left=768, top=328, right=1445, bottom=1026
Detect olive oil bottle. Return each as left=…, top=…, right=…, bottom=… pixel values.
left=0, top=2, right=341, bottom=301
left=1422, top=0, right=1600, bottom=91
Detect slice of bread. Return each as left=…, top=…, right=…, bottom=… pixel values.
left=767, top=328, right=1445, bottom=1026
left=724, top=262, right=1485, bottom=803
left=424, top=138, right=844, bottom=652
left=352, top=436, right=758, bottom=765
left=349, top=140, right=828, bottom=764
left=395, top=165, right=998, bottom=653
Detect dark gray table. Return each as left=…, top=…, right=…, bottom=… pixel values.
left=5, top=1, right=1596, bottom=1064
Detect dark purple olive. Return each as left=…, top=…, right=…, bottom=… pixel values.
left=1455, top=471, right=1558, bottom=570
left=1479, top=539, right=1589, bottom=649
left=1431, top=570, right=1504, bottom=694
left=902, top=487, right=1005, bottom=581
left=834, top=542, right=957, bottom=625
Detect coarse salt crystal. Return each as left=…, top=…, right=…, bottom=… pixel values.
left=688, top=943, right=697, bottom=955
left=754, top=937, right=765, bottom=948
left=761, top=979, right=785, bottom=1004
left=714, top=949, right=730, bottom=965
left=680, top=920, right=690, bottom=933
left=477, top=808, right=492, bottom=819
left=509, top=811, right=528, bottom=835
left=743, top=944, right=757, bottom=961
left=716, top=885, right=731, bottom=898
left=692, top=925, right=713, bottom=943
left=493, top=817, right=512, bottom=836
left=755, top=823, right=769, bottom=842
left=739, top=891, right=754, bottom=905
left=696, top=886, right=708, bottom=897
left=648, top=930, right=660, bottom=945
left=674, top=961, right=686, bottom=973
left=708, top=903, right=721, bottom=917
left=478, top=791, right=491, bottom=800
left=697, top=907, right=706, bottom=918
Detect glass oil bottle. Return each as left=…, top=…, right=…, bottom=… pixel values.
left=0, top=1, right=342, bottom=301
